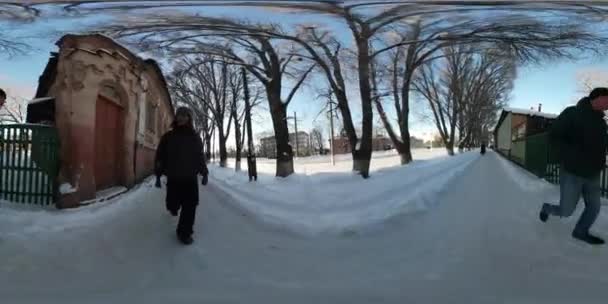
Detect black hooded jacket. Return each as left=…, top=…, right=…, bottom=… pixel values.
left=550, top=97, right=608, bottom=178
left=155, top=123, right=208, bottom=180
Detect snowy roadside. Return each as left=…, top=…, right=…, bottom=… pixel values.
left=208, top=152, right=480, bottom=236
left=0, top=177, right=159, bottom=236
left=221, top=148, right=448, bottom=175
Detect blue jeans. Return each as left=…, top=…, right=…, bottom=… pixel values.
left=545, top=169, right=602, bottom=234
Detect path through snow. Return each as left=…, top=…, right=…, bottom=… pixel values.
left=1, top=151, right=608, bottom=303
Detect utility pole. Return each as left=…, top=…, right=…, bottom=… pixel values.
left=329, top=102, right=335, bottom=166
left=243, top=68, right=257, bottom=181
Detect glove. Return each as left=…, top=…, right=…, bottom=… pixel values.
left=201, top=174, right=208, bottom=186
left=155, top=176, right=162, bottom=188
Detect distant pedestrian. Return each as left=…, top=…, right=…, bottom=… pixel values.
left=155, top=106, right=209, bottom=245
left=480, top=142, right=486, bottom=155
left=539, top=88, right=608, bottom=245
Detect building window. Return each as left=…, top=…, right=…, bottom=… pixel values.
left=146, top=101, right=157, bottom=133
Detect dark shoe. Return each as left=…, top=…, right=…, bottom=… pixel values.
left=539, top=204, right=549, bottom=223
left=166, top=202, right=180, bottom=217
left=167, top=206, right=179, bottom=216
left=177, top=232, right=193, bottom=245
left=572, top=231, right=605, bottom=245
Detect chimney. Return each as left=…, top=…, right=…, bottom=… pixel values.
left=538, top=103, right=542, bottom=112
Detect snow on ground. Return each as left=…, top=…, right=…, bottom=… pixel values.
left=224, top=148, right=447, bottom=174
left=4, top=150, right=608, bottom=303
left=210, top=151, right=478, bottom=236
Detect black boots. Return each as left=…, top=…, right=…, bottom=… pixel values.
left=572, top=231, right=605, bottom=245
left=177, top=231, right=194, bottom=245
left=539, top=203, right=549, bottom=223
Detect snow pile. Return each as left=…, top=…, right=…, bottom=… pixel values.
left=209, top=152, right=479, bottom=236
left=0, top=184, right=151, bottom=236
left=59, top=183, right=77, bottom=194
left=496, top=153, right=554, bottom=193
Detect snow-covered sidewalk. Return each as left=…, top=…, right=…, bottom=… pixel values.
left=2, top=151, right=608, bottom=303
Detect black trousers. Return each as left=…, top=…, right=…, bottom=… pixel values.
left=166, top=177, right=199, bottom=237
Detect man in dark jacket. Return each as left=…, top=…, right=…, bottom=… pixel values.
left=155, top=107, right=209, bottom=245
left=539, top=88, right=608, bottom=245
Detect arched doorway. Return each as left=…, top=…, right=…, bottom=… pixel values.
left=94, top=84, right=126, bottom=191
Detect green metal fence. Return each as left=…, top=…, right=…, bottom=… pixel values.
left=0, top=124, right=60, bottom=205
left=506, top=132, right=608, bottom=198
left=525, top=133, right=554, bottom=178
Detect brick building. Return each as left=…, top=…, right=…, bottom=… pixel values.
left=26, top=34, right=174, bottom=207
left=331, top=135, right=393, bottom=155
left=258, top=131, right=311, bottom=158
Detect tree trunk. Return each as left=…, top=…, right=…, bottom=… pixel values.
left=354, top=34, right=374, bottom=178
left=374, top=96, right=410, bottom=165
left=205, top=137, right=211, bottom=163
left=202, top=105, right=211, bottom=163
left=446, top=142, right=455, bottom=156
left=267, top=85, right=293, bottom=177
left=233, top=108, right=242, bottom=172
left=399, top=76, right=413, bottom=164
left=235, top=140, right=242, bottom=171
left=217, top=125, right=228, bottom=167
left=333, top=90, right=359, bottom=170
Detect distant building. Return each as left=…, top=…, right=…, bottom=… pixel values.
left=331, top=135, right=393, bottom=155
left=258, top=131, right=311, bottom=158
left=259, top=136, right=277, bottom=158
left=410, top=136, right=426, bottom=149
left=290, top=131, right=311, bottom=156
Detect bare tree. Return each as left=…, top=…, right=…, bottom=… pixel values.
left=0, top=3, right=40, bottom=57
left=230, top=68, right=263, bottom=171
left=27, top=0, right=608, bottom=175
left=267, top=2, right=608, bottom=177
left=369, top=10, right=606, bottom=164
left=414, top=45, right=516, bottom=155
left=167, top=64, right=214, bottom=161
left=95, top=15, right=315, bottom=177
left=169, top=56, right=239, bottom=167
left=576, top=68, right=608, bottom=94
left=0, top=95, right=27, bottom=124
left=310, top=126, right=324, bottom=155
left=229, top=69, right=245, bottom=171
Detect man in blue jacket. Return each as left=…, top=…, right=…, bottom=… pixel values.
left=540, top=88, right=608, bottom=245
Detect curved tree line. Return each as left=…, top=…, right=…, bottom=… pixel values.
left=3, top=1, right=608, bottom=178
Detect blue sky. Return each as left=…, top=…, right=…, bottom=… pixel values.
left=2, top=5, right=608, bottom=143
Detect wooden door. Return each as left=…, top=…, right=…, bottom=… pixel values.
left=95, top=95, right=123, bottom=191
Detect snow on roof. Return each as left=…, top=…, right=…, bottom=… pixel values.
left=503, top=107, right=558, bottom=119
left=28, top=97, right=54, bottom=105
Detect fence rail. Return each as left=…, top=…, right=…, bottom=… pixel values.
left=0, top=124, right=60, bottom=205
